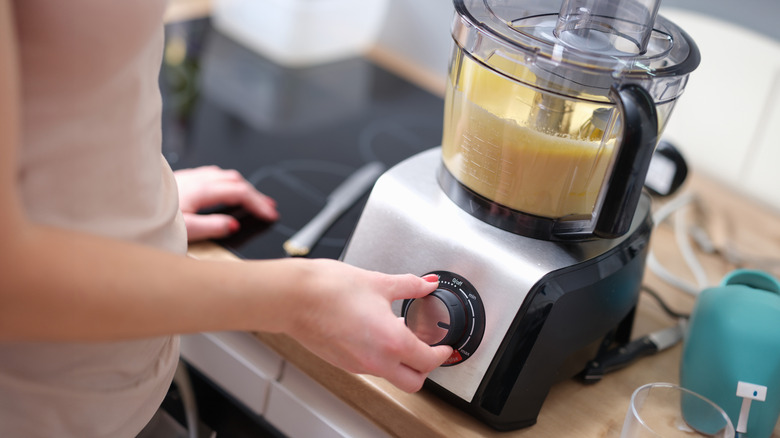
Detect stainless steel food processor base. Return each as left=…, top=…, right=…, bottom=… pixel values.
left=341, top=147, right=651, bottom=406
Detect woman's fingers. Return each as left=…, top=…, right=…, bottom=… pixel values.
left=196, top=180, right=278, bottom=221
left=174, top=166, right=279, bottom=241
left=386, top=363, right=430, bottom=393
left=383, top=344, right=453, bottom=393
left=381, top=272, right=439, bottom=302
left=181, top=212, right=238, bottom=241
left=273, top=254, right=454, bottom=393
left=400, top=335, right=453, bottom=374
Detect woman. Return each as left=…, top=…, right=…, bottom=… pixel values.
left=0, top=1, right=452, bottom=436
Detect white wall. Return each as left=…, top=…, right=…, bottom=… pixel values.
left=375, top=0, right=453, bottom=81
left=660, top=8, right=780, bottom=211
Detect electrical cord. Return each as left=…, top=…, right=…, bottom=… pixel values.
left=689, top=221, right=780, bottom=273
left=592, top=173, right=780, bottom=380
left=647, top=189, right=780, bottom=296
left=582, top=191, right=698, bottom=380
left=641, top=285, right=690, bottom=320
left=646, top=191, right=709, bottom=296
left=674, top=195, right=709, bottom=289
left=173, top=361, right=200, bottom=438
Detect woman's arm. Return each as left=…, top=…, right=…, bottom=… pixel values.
left=0, top=0, right=450, bottom=392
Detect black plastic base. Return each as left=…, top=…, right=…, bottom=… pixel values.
left=430, top=207, right=652, bottom=430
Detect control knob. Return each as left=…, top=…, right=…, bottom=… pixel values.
left=405, top=289, right=467, bottom=346
left=402, top=271, right=485, bottom=366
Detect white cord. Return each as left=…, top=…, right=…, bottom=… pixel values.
left=173, top=360, right=200, bottom=438
left=646, top=191, right=709, bottom=296
left=674, top=197, right=709, bottom=290
left=648, top=189, right=780, bottom=295
left=647, top=252, right=701, bottom=296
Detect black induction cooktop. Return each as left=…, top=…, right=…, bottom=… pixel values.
left=161, top=20, right=445, bottom=260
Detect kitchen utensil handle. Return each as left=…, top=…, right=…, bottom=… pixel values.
left=595, top=84, right=658, bottom=238
left=283, top=161, right=385, bottom=256
left=283, top=203, right=343, bottom=256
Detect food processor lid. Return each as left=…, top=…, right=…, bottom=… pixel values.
left=453, top=0, right=700, bottom=83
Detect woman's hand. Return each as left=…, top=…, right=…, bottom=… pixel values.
left=174, top=166, right=279, bottom=241
left=281, top=259, right=453, bottom=393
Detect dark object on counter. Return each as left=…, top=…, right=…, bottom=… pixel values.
left=581, top=320, right=686, bottom=382
left=645, top=139, right=689, bottom=197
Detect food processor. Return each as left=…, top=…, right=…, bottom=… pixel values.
left=342, top=0, right=699, bottom=430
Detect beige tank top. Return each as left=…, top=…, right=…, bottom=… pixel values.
left=1, top=1, right=187, bottom=436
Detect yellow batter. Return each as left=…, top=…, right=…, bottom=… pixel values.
left=441, top=52, right=615, bottom=219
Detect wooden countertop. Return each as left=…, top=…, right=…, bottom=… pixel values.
left=189, top=167, right=780, bottom=438
left=170, top=2, right=780, bottom=436
left=164, top=0, right=212, bottom=23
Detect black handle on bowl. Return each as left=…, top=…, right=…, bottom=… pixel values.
left=594, top=84, right=658, bottom=239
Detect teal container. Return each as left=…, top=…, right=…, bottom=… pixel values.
left=681, top=269, right=780, bottom=438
